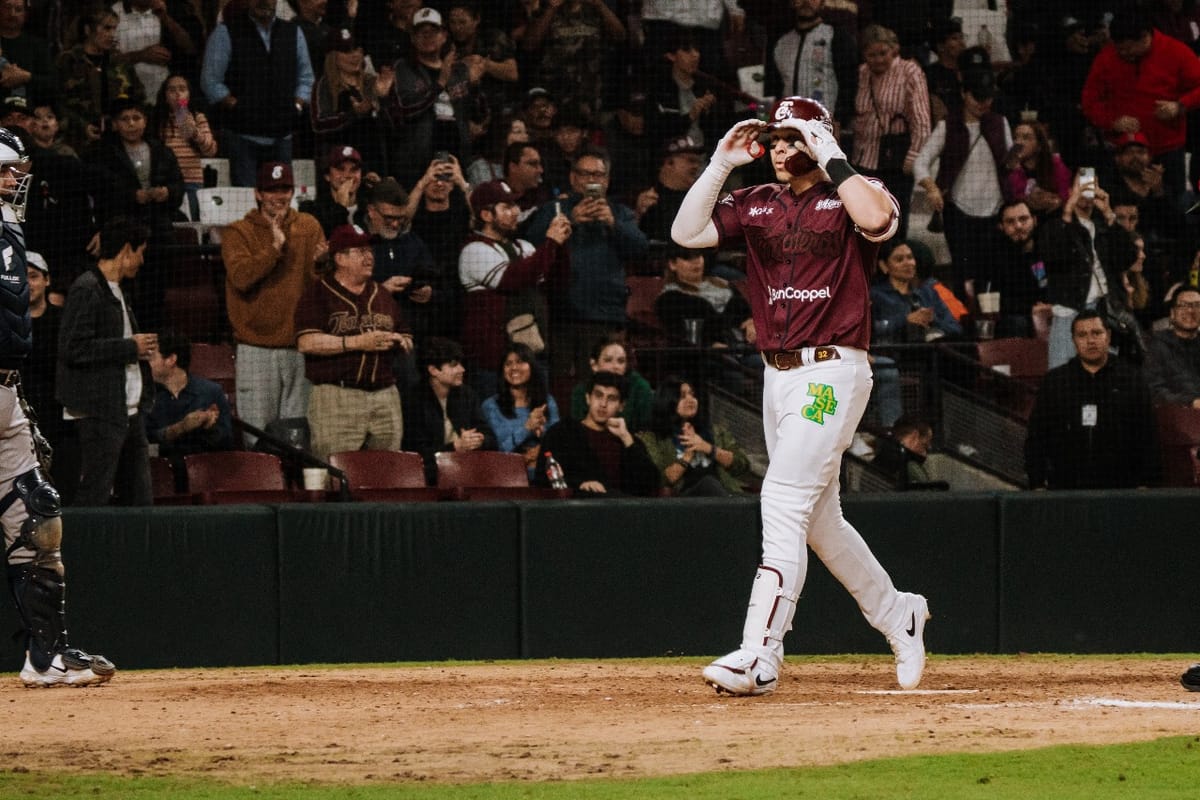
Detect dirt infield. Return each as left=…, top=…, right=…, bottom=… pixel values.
left=1, top=657, right=1197, bottom=785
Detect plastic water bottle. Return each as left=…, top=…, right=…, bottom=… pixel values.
left=544, top=452, right=567, bottom=490
left=175, top=97, right=189, bottom=136
left=976, top=25, right=993, bottom=55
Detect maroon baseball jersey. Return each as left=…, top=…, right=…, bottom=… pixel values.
left=294, top=275, right=410, bottom=388
left=712, top=179, right=897, bottom=351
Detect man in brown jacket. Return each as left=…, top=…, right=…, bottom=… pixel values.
left=221, top=161, right=326, bottom=444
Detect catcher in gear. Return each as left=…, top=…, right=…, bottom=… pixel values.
left=0, top=127, right=114, bottom=687
left=672, top=97, right=930, bottom=695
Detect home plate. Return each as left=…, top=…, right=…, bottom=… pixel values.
left=857, top=689, right=980, bottom=695
left=1070, top=698, right=1200, bottom=710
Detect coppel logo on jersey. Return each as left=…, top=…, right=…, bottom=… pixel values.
left=768, top=286, right=831, bottom=305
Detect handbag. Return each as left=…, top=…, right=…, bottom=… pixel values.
left=870, top=87, right=910, bottom=172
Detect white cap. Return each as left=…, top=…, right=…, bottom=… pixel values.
left=412, top=7, right=443, bottom=28
left=26, top=251, right=48, bottom=275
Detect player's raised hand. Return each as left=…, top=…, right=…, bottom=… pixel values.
left=784, top=117, right=845, bottom=170
left=714, top=120, right=768, bottom=168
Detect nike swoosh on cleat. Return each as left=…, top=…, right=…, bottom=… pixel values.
left=755, top=675, right=776, bottom=687
left=905, top=612, right=916, bottom=637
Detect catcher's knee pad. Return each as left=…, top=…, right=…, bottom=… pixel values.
left=2, top=468, right=63, bottom=573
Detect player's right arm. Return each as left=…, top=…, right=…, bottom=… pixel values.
left=671, top=119, right=766, bottom=248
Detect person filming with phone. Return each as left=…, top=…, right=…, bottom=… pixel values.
left=524, top=148, right=648, bottom=382
left=1038, top=166, right=1145, bottom=369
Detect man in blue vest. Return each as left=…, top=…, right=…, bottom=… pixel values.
left=200, top=0, right=315, bottom=187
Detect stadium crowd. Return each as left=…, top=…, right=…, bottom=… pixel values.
left=11, top=0, right=1200, bottom=501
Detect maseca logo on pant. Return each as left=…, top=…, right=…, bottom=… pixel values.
left=767, top=285, right=831, bottom=305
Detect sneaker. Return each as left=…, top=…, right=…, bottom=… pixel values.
left=702, top=648, right=779, bottom=696
left=886, top=593, right=930, bottom=690
left=1181, top=664, right=1200, bottom=692
left=20, top=648, right=116, bottom=688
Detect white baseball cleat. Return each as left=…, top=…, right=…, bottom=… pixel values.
left=20, top=648, right=116, bottom=688
left=702, top=648, right=779, bottom=696
left=886, top=593, right=930, bottom=690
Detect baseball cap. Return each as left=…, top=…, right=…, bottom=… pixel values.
left=961, top=69, right=996, bottom=100
left=664, top=242, right=707, bottom=261
left=619, top=88, right=648, bottom=113
left=412, top=7, right=443, bottom=28
left=325, top=144, right=363, bottom=170
left=1113, top=131, right=1150, bottom=151
left=929, top=16, right=963, bottom=46
left=26, top=251, right=48, bottom=275
left=328, top=224, right=373, bottom=256
left=367, top=176, right=407, bottom=207
left=1, top=96, right=30, bottom=118
left=662, top=134, right=705, bottom=157
left=960, top=46, right=991, bottom=72
left=256, top=161, right=294, bottom=191
left=553, top=107, right=590, bottom=131
left=1062, top=15, right=1086, bottom=35
left=326, top=27, right=356, bottom=52
left=524, top=87, right=555, bottom=107
left=469, top=180, right=515, bottom=212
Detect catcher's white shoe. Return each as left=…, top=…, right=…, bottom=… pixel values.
left=21, top=648, right=115, bottom=688
left=886, top=593, right=930, bottom=690
left=702, top=648, right=778, bottom=696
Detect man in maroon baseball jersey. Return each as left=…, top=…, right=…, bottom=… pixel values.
left=672, top=96, right=930, bottom=695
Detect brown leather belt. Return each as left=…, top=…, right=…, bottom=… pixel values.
left=760, top=346, right=841, bottom=371
left=0, top=368, right=20, bottom=387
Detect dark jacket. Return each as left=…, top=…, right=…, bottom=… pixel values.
left=223, top=14, right=300, bottom=137
left=401, top=380, right=497, bottom=484
left=56, top=268, right=153, bottom=425
left=87, top=136, right=184, bottom=238
left=1144, top=328, right=1200, bottom=405
left=0, top=220, right=31, bottom=369
left=1037, top=214, right=1132, bottom=311
left=1024, top=356, right=1158, bottom=490
left=534, top=417, right=660, bottom=497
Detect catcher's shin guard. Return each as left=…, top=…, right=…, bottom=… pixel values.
left=741, top=565, right=799, bottom=671
left=3, top=469, right=68, bottom=672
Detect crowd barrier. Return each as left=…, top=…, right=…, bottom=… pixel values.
left=3, top=491, right=1195, bottom=670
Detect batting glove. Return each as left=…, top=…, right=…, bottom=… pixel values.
left=712, top=119, right=768, bottom=170
left=775, top=118, right=845, bottom=170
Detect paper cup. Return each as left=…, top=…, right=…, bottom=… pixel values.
left=302, top=467, right=329, bottom=491
left=977, top=292, right=1000, bottom=314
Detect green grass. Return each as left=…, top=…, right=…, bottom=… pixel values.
left=3, top=737, right=1199, bottom=799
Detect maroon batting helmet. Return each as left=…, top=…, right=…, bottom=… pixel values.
left=766, top=96, right=833, bottom=176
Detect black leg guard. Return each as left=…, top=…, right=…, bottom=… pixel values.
left=7, top=562, right=67, bottom=672
left=3, top=468, right=68, bottom=672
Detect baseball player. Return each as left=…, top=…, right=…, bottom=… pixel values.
left=0, top=128, right=114, bottom=687
left=672, top=97, right=929, bottom=695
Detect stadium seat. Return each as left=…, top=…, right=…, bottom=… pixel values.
left=189, top=342, right=236, bottom=411
left=327, top=450, right=444, bottom=501
left=975, top=337, right=1048, bottom=387
left=195, top=187, right=256, bottom=226
left=625, top=275, right=667, bottom=348
left=434, top=451, right=568, bottom=500
left=291, top=158, right=317, bottom=192
left=149, top=456, right=192, bottom=504
left=201, top=158, right=231, bottom=187
left=1154, top=405, right=1200, bottom=487
left=183, top=451, right=295, bottom=504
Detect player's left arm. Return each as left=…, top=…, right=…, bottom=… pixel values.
left=791, top=118, right=898, bottom=241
